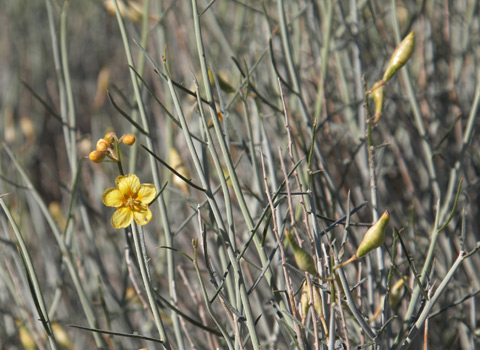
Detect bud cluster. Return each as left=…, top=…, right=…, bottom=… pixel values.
left=88, top=131, right=136, bottom=163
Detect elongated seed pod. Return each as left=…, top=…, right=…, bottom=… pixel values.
left=356, top=210, right=391, bottom=258
left=389, top=277, right=406, bottom=308
left=285, top=230, right=317, bottom=275
left=370, top=80, right=385, bottom=124
left=170, top=148, right=190, bottom=195
left=300, top=283, right=310, bottom=322
left=383, top=31, right=415, bottom=82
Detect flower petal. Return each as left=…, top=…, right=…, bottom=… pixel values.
left=116, top=174, right=140, bottom=195
left=134, top=207, right=152, bottom=226
left=102, top=188, right=124, bottom=207
left=111, top=207, right=133, bottom=228
left=137, top=184, right=156, bottom=204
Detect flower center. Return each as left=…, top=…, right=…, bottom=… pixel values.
left=125, top=195, right=141, bottom=210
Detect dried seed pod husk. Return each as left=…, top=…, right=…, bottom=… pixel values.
left=356, top=210, right=390, bottom=258
left=383, top=31, right=415, bottom=82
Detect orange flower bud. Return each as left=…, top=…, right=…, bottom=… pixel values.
left=96, top=139, right=110, bottom=152
left=383, top=31, right=415, bottom=83
left=356, top=210, right=390, bottom=258
left=121, top=134, right=136, bottom=146
left=103, top=131, right=116, bottom=144
left=89, top=150, right=106, bottom=163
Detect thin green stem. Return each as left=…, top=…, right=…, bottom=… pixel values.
left=130, top=224, right=171, bottom=348
left=111, top=0, right=180, bottom=345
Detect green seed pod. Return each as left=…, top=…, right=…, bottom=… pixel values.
left=389, top=277, right=406, bottom=308
left=312, top=285, right=322, bottom=316
left=208, top=68, right=236, bottom=93
left=382, top=31, right=415, bottom=83
left=285, top=230, right=317, bottom=275
left=300, top=283, right=310, bottom=321
left=370, top=81, right=385, bottom=124
left=356, top=210, right=391, bottom=258
left=300, top=283, right=323, bottom=322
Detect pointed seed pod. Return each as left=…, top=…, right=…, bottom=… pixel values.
left=300, top=283, right=310, bottom=322
left=169, top=148, right=190, bottom=194
left=383, top=31, right=415, bottom=82
left=285, top=230, right=317, bottom=275
left=389, top=277, right=406, bottom=308
left=312, top=285, right=323, bottom=316
left=356, top=210, right=390, bottom=258
left=208, top=68, right=236, bottom=93
left=370, top=80, right=385, bottom=124
left=51, top=322, right=73, bottom=349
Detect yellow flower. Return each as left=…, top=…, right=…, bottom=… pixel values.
left=102, top=174, right=156, bottom=228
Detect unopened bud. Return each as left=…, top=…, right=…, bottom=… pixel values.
left=121, top=134, right=136, bottom=146
left=89, top=150, right=106, bottom=163
left=383, top=31, right=415, bottom=82
left=356, top=210, right=390, bottom=258
left=103, top=131, right=116, bottom=144
left=96, top=139, right=110, bottom=152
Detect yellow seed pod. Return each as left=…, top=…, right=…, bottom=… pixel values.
left=93, top=66, right=110, bottom=109
left=104, top=0, right=142, bottom=22
left=383, top=31, right=415, bottom=82
left=121, top=134, right=136, bottom=146
left=222, top=167, right=233, bottom=187
left=389, top=277, right=406, bottom=308
left=312, top=284, right=322, bottom=316
left=370, top=81, right=385, bottom=124
left=170, top=148, right=190, bottom=195
left=16, top=319, right=37, bottom=350
left=300, top=283, right=310, bottom=322
left=285, top=230, right=317, bottom=275
left=51, top=323, right=73, bottom=349
left=208, top=68, right=236, bottom=93
left=89, top=150, right=106, bottom=163
left=49, top=202, right=66, bottom=231
left=356, top=210, right=391, bottom=258
left=96, top=138, right=110, bottom=152
left=300, top=283, right=323, bottom=323
left=125, top=285, right=144, bottom=307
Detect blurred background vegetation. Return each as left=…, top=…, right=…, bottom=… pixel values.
left=1, top=0, right=480, bottom=349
